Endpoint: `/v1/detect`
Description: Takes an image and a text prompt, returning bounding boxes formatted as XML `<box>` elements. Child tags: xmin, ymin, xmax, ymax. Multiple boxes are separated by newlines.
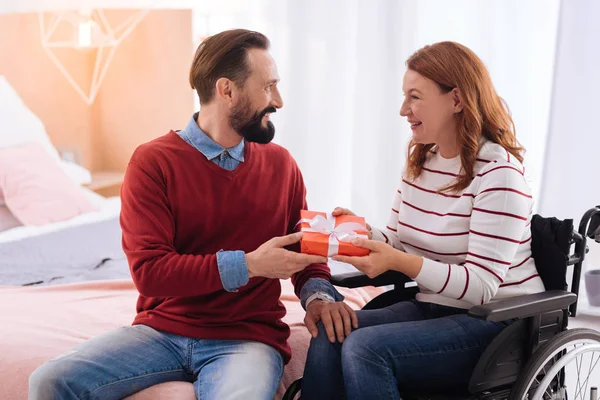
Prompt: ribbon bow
<box><xmin>297</xmin><ymin>214</ymin><xmax>368</xmax><ymax>257</ymax></box>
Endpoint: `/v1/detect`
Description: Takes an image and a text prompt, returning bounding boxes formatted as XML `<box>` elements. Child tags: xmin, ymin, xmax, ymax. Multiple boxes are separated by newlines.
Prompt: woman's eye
<box><xmin>411</xmin><ymin>95</ymin><xmax>419</xmax><ymax>100</ymax></box>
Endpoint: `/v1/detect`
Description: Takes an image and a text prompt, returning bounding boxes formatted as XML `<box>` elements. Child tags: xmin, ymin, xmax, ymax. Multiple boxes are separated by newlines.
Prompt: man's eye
<box><xmin>411</xmin><ymin>95</ymin><xmax>419</xmax><ymax>100</ymax></box>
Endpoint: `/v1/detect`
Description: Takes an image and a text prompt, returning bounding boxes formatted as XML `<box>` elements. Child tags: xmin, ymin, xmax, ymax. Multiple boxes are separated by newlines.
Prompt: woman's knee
<box><xmin>303</xmin><ymin>322</ymin><xmax>345</xmax><ymax>377</ymax></box>
<box><xmin>341</xmin><ymin>328</ymin><xmax>380</xmax><ymax>365</ymax></box>
<box><xmin>313</xmin><ymin>322</ymin><xmax>332</xmax><ymax>344</ymax></box>
<box><xmin>307</xmin><ymin>322</ymin><xmax>342</xmax><ymax>356</ymax></box>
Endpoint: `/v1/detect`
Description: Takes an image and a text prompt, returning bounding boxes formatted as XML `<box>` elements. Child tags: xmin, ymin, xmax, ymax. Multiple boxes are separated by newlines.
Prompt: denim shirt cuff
<box><xmin>299</xmin><ymin>277</ymin><xmax>345</xmax><ymax>310</ymax></box>
<box><xmin>216</xmin><ymin>250</ymin><xmax>249</xmax><ymax>292</ymax></box>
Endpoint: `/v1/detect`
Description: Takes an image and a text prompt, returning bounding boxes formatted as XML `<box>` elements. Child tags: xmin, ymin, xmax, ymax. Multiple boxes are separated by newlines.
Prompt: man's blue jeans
<box><xmin>301</xmin><ymin>300</ymin><xmax>511</xmax><ymax>400</ymax></box>
<box><xmin>29</xmin><ymin>324</ymin><xmax>283</xmax><ymax>400</ymax></box>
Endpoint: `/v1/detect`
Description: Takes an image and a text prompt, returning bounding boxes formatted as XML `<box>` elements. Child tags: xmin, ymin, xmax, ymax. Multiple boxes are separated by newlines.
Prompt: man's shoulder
<box><xmin>252</xmin><ymin>142</ymin><xmax>297</xmax><ymax>166</ymax></box>
<box><xmin>130</xmin><ymin>131</ymin><xmax>189</xmax><ymax>166</ymax></box>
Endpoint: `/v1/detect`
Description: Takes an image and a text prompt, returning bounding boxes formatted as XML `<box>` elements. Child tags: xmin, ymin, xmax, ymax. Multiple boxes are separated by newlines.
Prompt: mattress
<box><xmin>0</xmin><ymin>196</ymin><xmax>130</xmax><ymax>286</ymax></box>
<box><xmin>0</xmin><ymin>278</ymin><xmax>384</xmax><ymax>400</ymax></box>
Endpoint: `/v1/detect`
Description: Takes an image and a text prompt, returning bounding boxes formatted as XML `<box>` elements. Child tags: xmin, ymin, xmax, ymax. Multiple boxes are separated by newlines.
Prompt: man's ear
<box><xmin>452</xmin><ymin>88</ymin><xmax>464</xmax><ymax>113</ymax></box>
<box><xmin>215</xmin><ymin>78</ymin><xmax>234</xmax><ymax>104</ymax></box>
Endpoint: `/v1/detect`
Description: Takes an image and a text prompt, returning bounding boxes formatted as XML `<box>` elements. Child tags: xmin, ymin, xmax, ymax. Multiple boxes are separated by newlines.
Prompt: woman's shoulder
<box><xmin>474</xmin><ymin>140</ymin><xmax>525</xmax><ymax>175</ymax></box>
<box><xmin>472</xmin><ymin>141</ymin><xmax>531</xmax><ymax>199</ymax></box>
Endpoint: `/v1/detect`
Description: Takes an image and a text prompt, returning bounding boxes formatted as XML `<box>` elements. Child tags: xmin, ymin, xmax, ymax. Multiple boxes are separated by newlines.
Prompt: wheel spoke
<box><xmin>583</xmin><ymin>353</ymin><xmax>591</xmax><ymax>400</ymax></box>
<box><xmin>579</xmin><ymin>352</ymin><xmax>600</xmax><ymax>400</ymax></box>
<box><xmin>575</xmin><ymin>351</ymin><xmax>584</xmax><ymax>398</ymax></box>
<box><xmin>519</xmin><ymin>333</ymin><xmax>600</xmax><ymax>400</ymax></box>
<box><xmin>557</xmin><ymin>367</ymin><xmax>563</xmax><ymax>399</ymax></box>
<box><xmin>573</xmin><ymin>351</ymin><xmax>600</xmax><ymax>400</ymax></box>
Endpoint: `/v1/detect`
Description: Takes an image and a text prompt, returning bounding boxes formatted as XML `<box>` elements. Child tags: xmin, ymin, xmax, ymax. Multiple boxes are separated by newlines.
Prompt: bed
<box><xmin>0</xmin><ymin>192</ymin><xmax>130</xmax><ymax>286</ymax></box>
<box><xmin>0</xmin><ymin>188</ymin><xmax>382</xmax><ymax>399</ymax></box>
<box><xmin>0</xmin><ymin>75</ymin><xmax>130</xmax><ymax>286</ymax></box>
<box><xmin>0</xmin><ymin>75</ymin><xmax>385</xmax><ymax>399</ymax></box>
<box><xmin>0</xmin><ymin>278</ymin><xmax>383</xmax><ymax>400</ymax></box>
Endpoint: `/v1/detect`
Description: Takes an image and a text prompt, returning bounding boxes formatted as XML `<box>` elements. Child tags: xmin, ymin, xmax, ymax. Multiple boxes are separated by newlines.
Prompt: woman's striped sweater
<box><xmin>371</xmin><ymin>140</ymin><xmax>545</xmax><ymax>309</ymax></box>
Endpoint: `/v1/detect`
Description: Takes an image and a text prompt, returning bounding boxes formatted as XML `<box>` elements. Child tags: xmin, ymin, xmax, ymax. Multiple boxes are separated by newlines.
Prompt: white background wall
<box><xmin>538</xmin><ymin>0</ymin><xmax>600</xmax><ymax>270</ymax></box>
<box><xmin>192</xmin><ymin>0</ymin><xmax>561</xmax><ymax>229</ymax></box>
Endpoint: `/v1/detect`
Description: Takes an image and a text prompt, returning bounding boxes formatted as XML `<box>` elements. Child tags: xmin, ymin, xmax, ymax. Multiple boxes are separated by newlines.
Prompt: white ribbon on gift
<box><xmin>297</xmin><ymin>214</ymin><xmax>368</xmax><ymax>257</ymax></box>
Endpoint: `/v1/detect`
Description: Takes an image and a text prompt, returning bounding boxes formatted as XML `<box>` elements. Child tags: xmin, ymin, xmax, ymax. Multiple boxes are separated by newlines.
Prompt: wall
<box><xmin>93</xmin><ymin>9</ymin><xmax>194</xmax><ymax>171</ymax></box>
<box><xmin>538</xmin><ymin>0</ymin><xmax>600</xmax><ymax>270</ymax></box>
<box><xmin>0</xmin><ymin>9</ymin><xmax>194</xmax><ymax>171</ymax></box>
<box><xmin>0</xmin><ymin>13</ymin><xmax>94</xmax><ymax>167</ymax></box>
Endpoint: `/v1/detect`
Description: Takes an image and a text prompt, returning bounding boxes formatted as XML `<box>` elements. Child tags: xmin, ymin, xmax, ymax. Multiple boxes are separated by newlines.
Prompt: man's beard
<box><xmin>230</xmin><ymin>98</ymin><xmax>276</xmax><ymax>144</ymax></box>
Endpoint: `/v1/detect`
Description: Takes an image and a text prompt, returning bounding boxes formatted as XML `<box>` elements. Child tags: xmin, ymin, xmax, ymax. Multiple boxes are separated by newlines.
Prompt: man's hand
<box><xmin>332</xmin><ymin>207</ymin><xmax>372</xmax><ymax>239</ymax></box>
<box><xmin>305</xmin><ymin>300</ymin><xmax>358</xmax><ymax>343</ymax></box>
<box><xmin>246</xmin><ymin>232</ymin><xmax>327</xmax><ymax>279</ymax></box>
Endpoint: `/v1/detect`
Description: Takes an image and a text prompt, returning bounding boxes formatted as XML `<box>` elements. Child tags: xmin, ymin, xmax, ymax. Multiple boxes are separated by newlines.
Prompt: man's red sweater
<box><xmin>120</xmin><ymin>131</ymin><xmax>330</xmax><ymax>362</ymax></box>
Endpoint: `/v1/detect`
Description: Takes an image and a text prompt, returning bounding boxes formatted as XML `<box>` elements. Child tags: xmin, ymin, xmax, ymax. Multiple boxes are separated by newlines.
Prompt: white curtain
<box><xmin>193</xmin><ymin>0</ymin><xmax>560</xmax><ymax>229</ymax></box>
<box><xmin>538</xmin><ymin>0</ymin><xmax>600</xmax><ymax>269</ymax></box>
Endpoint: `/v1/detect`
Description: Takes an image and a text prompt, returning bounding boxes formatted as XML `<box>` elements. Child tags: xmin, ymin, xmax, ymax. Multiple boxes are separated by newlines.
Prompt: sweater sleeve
<box><xmin>121</xmin><ymin>160</ymin><xmax>228</xmax><ymax>298</ymax></box>
<box><xmin>414</xmin><ymin>162</ymin><xmax>532</xmax><ymax>306</ymax></box>
<box><xmin>371</xmin><ymin>186</ymin><xmax>405</xmax><ymax>251</ymax></box>
<box><xmin>288</xmin><ymin>161</ymin><xmax>335</xmax><ymax>299</ymax></box>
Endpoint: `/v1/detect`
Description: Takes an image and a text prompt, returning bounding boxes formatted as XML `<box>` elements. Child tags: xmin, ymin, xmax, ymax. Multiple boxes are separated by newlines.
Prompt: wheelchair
<box><xmin>283</xmin><ymin>205</ymin><xmax>600</xmax><ymax>400</ymax></box>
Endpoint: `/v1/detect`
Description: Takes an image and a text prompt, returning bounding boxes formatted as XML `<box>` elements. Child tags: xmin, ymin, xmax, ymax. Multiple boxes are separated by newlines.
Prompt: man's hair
<box><xmin>189</xmin><ymin>29</ymin><xmax>270</xmax><ymax>105</ymax></box>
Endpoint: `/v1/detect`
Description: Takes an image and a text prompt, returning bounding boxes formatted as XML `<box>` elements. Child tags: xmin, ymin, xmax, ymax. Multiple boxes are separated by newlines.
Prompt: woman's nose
<box><xmin>399</xmin><ymin>102</ymin><xmax>409</xmax><ymax>117</ymax></box>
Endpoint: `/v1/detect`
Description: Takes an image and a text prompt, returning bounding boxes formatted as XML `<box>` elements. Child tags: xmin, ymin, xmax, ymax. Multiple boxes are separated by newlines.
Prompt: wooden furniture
<box><xmin>85</xmin><ymin>171</ymin><xmax>125</xmax><ymax>197</ymax></box>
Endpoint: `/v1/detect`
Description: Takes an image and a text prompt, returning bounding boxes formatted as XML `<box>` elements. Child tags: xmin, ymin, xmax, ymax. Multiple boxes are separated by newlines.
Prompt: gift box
<box><xmin>297</xmin><ymin>210</ymin><xmax>370</xmax><ymax>257</ymax></box>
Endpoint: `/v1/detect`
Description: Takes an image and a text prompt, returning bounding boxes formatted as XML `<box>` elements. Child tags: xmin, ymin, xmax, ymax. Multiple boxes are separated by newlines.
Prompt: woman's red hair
<box><xmin>405</xmin><ymin>41</ymin><xmax>524</xmax><ymax>192</ymax></box>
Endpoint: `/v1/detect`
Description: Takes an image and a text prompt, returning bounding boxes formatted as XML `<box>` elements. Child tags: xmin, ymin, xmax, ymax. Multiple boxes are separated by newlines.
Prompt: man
<box><xmin>29</xmin><ymin>29</ymin><xmax>356</xmax><ymax>400</ymax></box>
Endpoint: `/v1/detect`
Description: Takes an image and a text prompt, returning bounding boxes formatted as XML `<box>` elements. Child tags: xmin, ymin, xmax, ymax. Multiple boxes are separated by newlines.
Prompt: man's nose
<box><xmin>272</xmin><ymin>87</ymin><xmax>283</xmax><ymax>109</ymax></box>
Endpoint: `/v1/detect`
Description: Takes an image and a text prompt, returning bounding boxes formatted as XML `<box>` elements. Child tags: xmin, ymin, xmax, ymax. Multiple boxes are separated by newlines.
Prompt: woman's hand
<box><xmin>333</xmin><ymin>238</ymin><xmax>423</xmax><ymax>279</ymax></box>
<box><xmin>332</xmin><ymin>207</ymin><xmax>372</xmax><ymax>239</ymax></box>
<box><xmin>332</xmin><ymin>238</ymin><xmax>398</xmax><ymax>278</ymax></box>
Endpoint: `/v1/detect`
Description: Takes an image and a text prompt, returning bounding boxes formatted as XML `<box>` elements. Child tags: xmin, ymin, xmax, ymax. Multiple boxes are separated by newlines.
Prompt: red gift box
<box><xmin>297</xmin><ymin>210</ymin><xmax>370</xmax><ymax>257</ymax></box>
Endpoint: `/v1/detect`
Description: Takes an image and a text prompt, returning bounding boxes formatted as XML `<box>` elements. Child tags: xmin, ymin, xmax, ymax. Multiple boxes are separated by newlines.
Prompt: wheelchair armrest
<box><xmin>467</xmin><ymin>290</ymin><xmax>577</xmax><ymax>322</ymax></box>
<box><xmin>331</xmin><ymin>270</ymin><xmax>412</xmax><ymax>288</ymax></box>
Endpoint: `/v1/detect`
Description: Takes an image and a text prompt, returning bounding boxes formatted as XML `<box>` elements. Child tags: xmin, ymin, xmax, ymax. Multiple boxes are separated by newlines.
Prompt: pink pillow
<box><xmin>0</xmin><ymin>206</ymin><xmax>21</xmax><ymax>231</ymax></box>
<box><xmin>0</xmin><ymin>143</ymin><xmax>98</xmax><ymax>226</ymax></box>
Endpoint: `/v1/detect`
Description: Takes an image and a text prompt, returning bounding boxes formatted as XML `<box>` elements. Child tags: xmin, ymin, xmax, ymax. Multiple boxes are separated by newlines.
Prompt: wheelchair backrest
<box><xmin>530</xmin><ymin>206</ymin><xmax>600</xmax><ymax>317</ymax></box>
<box><xmin>530</xmin><ymin>215</ymin><xmax>574</xmax><ymax>291</ymax></box>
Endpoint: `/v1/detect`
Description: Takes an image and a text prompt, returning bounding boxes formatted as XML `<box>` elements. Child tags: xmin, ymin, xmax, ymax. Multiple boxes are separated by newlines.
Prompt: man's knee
<box><xmin>29</xmin><ymin>357</ymin><xmax>78</xmax><ymax>400</ymax></box>
<box><xmin>210</xmin><ymin>342</ymin><xmax>283</xmax><ymax>399</ymax></box>
<box><xmin>239</xmin><ymin>342</ymin><xmax>283</xmax><ymax>383</ymax></box>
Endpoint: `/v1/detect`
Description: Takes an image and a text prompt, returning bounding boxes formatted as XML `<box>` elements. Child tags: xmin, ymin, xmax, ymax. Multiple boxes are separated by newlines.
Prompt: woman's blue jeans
<box><xmin>301</xmin><ymin>299</ymin><xmax>511</xmax><ymax>400</ymax></box>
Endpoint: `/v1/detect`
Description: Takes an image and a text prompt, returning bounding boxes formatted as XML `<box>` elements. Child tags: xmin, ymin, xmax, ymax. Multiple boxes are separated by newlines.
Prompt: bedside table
<box><xmin>85</xmin><ymin>171</ymin><xmax>125</xmax><ymax>197</ymax></box>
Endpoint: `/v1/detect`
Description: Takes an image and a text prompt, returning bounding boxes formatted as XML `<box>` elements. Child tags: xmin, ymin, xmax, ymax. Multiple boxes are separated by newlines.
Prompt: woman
<box><xmin>300</xmin><ymin>41</ymin><xmax>545</xmax><ymax>399</ymax></box>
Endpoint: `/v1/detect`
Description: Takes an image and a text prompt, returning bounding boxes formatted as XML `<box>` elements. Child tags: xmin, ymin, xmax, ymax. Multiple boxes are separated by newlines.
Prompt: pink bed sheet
<box><xmin>0</xmin><ymin>279</ymin><xmax>383</xmax><ymax>399</ymax></box>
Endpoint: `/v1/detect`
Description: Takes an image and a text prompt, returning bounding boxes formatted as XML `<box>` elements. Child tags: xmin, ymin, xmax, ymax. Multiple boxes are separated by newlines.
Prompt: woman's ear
<box><xmin>452</xmin><ymin>88</ymin><xmax>464</xmax><ymax>113</ymax></box>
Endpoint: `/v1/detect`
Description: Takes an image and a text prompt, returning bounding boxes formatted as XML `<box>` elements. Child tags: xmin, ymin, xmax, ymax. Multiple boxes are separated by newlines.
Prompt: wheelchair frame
<box><xmin>283</xmin><ymin>205</ymin><xmax>600</xmax><ymax>400</ymax></box>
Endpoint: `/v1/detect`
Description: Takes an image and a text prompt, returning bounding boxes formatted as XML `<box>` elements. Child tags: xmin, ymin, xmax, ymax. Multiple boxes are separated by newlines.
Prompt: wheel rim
<box><xmin>526</xmin><ymin>341</ymin><xmax>600</xmax><ymax>400</ymax></box>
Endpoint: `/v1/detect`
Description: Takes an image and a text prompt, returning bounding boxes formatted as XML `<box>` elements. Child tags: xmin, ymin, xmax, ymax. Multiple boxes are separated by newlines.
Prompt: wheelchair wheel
<box><xmin>282</xmin><ymin>378</ymin><xmax>302</xmax><ymax>400</ymax></box>
<box><xmin>508</xmin><ymin>328</ymin><xmax>600</xmax><ymax>400</ymax></box>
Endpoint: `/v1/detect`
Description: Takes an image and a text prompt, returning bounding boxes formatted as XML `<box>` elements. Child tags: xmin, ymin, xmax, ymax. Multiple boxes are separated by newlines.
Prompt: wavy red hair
<box><xmin>405</xmin><ymin>42</ymin><xmax>524</xmax><ymax>193</ymax></box>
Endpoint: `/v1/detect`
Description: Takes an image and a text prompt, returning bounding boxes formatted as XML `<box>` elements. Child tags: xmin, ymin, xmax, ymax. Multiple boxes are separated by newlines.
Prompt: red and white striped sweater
<box><xmin>371</xmin><ymin>140</ymin><xmax>545</xmax><ymax>309</ymax></box>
